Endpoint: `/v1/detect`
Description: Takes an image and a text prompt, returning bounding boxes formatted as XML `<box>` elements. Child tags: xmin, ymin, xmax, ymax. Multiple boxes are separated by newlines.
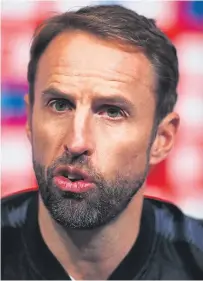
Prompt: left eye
<box><xmin>99</xmin><ymin>106</ymin><xmax>125</xmax><ymax>118</ymax></box>
<box><xmin>48</xmin><ymin>99</ymin><xmax>71</xmax><ymax>112</ymax></box>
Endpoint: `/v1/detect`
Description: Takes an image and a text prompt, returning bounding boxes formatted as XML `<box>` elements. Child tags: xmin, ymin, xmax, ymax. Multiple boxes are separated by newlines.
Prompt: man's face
<box><xmin>28</xmin><ymin>31</ymin><xmax>157</xmax><ymax>229</ymax></box>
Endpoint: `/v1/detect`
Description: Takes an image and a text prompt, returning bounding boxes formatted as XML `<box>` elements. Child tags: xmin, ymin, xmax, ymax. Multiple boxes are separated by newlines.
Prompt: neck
<box><xmin>38</xmin><ymin>188</ymin><xmax>144</xmax><ymax>280</ymax></box>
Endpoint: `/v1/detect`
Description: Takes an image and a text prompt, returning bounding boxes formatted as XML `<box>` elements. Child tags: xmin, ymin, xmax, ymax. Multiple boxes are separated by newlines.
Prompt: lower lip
<box><xmin>53</xmin><ymin>176</ymin><xmax>94</xmax><ymax>193</ymax></box>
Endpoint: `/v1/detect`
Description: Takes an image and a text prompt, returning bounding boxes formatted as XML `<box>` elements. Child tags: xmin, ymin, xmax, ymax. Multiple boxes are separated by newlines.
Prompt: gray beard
<box><xmin>33</xmin><ymin>153</ymin><xmax>149</xmax><ymax>230</ymax></box>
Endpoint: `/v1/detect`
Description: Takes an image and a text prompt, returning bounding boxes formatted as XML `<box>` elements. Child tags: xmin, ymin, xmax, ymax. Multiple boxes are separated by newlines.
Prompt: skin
<box><xmin>25</xmin><ymin>31</ymin><xmax>179</xmax><ymax>279</ymax></box>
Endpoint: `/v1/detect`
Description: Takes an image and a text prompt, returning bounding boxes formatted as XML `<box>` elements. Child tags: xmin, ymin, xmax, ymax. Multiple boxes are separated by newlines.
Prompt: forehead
<box><xmin>36</xmin><ymin>31</ymin><xmax>154</xmax><ymax>95</ymax></box>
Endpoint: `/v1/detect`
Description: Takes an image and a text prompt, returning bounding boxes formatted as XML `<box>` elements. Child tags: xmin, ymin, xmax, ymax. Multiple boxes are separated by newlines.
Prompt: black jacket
<box><xmin>1</xmin><ymin>190</ymin><xmax>203</xmax><ymax>280</ymax></box>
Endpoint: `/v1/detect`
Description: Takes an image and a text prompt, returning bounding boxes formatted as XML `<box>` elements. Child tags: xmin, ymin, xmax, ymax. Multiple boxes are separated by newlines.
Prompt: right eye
<box><xmin>48</xmin><ymin>99</ymin><xmax>72</xmax><ymax>112</ymax></box>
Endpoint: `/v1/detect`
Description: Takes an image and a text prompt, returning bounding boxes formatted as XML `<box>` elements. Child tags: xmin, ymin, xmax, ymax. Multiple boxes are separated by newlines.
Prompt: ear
<box><xmin>24</xmin><ymin>94</ymin><xmax>32</xmax><ymax>143</ymax></box>
<box><xmin>149</xmin><ymin>112</ymin><xmax>180</xmax><ymax>166</ymax></box>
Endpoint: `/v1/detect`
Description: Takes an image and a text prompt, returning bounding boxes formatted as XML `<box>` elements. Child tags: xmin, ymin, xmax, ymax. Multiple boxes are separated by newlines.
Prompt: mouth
<box><xmin>53</xmin><ymin>166</ymin><xmax>95</xmax><ymax>193</ymax></box>
<box><xmin>60</xmin><ymin>171</ymin><xmax>83</xmax><ymax>182</ymax></box>
<box><xmin>53</xmin><ymin>166</ymin><xmax>93</xmax><ymax>183</ymax></box>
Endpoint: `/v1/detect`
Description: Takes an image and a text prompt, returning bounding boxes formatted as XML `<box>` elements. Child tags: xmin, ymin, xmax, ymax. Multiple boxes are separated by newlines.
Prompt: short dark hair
<box><xmin>27</xmin><ymin>4</ymin><xmax>179</xmax><ymax>124</ymax></box>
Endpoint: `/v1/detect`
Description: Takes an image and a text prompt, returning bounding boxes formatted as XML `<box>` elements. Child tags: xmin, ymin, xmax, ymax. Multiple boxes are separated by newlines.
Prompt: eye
<box><xmin>99</xmin><ymin>106</ymin><xmax>126</xmax><ymax>119</ymax></box>
<box><xmin>48</xmin><ymin>99</ymin><xmax>72</xmax><ymax>112</ymax></box>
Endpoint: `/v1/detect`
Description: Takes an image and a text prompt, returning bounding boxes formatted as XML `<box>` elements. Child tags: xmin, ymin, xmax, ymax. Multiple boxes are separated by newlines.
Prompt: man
<box><xmin>1</xmin><ymin>4</ymin><xmax>203</xmax><ymax>280</ymax></box>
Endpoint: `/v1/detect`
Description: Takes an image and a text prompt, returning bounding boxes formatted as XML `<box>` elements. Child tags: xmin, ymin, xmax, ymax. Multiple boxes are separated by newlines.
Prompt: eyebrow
<box><xmin>93</xmin><ymin>96</ymin><xmax>135</xmax><ymax>112</ymax></box>
<box><xmin>42</xmin><ymin>86</ymin><xmax>135</xmax><ymax>111</ymax></box>
<box><xmin>42</xmin><ymin>87</ymin><xmax>75</xmax><ymax>103</ymax></box>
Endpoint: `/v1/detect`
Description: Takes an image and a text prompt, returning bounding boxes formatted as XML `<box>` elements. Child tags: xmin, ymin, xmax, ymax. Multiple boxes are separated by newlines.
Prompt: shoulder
<box><xmin>145</xmin><ymin>197</ymin><xmax>203</xmax><ymax>277</ymax></box>
<box><xmin>1</xmin><ymin>190</ymin><xmax>38</xmax><ymax>228</ymax></box>
<box><xmin>1</xmin><ymin>190</ymin><xmax>38</xmax><ymax>249</ymax></box>
<box><xmin>1</xmin><ymin>190</ymin><xmax>38</xmax><ymax>255</ymax></box>
<box><xmin>1</xmin><ymin>190</ymin><xmax>39</xmax><ymax>279</ymax></box>
<box><xmin>146</xmin><ymin>197</ymin><xmax>203</xmax><ymax>245</ymax></box>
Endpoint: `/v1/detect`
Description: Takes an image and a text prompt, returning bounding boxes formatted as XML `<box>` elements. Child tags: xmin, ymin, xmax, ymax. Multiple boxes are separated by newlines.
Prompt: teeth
<box><xmin>61</xmin><ymin>170</ymin><xmax>83</xmax><ymax>180</ymax></box>
<box><xmin>68</xmin><ymin>174</ymin><xmax>77</xmax><ymax>180</ymax></box>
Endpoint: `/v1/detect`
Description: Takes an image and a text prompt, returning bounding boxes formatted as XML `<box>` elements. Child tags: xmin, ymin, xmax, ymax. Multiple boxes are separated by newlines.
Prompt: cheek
<box><xmin>94</xmin><ymin>124</ymin><xmax>151</xmax><ymax>177</ymax></box>
<box><xmin>31</xmin><ymin>117</ymin><xmax>66</xmax><ymax>165</ymax></box>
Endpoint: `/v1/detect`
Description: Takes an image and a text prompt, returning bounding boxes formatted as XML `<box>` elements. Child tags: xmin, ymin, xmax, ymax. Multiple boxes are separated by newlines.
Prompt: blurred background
<box><xmin>1</xmin><ymin>0</ymin><xmax>203</xmax><ymax>218</ymax></box>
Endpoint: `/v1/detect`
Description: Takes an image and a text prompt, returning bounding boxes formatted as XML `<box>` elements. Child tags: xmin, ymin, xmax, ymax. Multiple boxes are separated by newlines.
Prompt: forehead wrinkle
<box><xmin>44</xmin><ymin>68</ymin><xmax>153</xmax><ymax>93</ymax></box>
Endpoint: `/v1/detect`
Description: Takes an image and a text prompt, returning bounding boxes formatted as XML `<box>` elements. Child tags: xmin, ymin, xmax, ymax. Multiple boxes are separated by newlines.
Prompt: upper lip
<box><xmin>54</xmin><ymin>166</ymin><xmax>93</xmax><ymax>182</ymax></box>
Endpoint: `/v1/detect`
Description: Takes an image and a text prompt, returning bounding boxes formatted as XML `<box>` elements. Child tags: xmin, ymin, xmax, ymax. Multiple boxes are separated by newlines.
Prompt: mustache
<box><xmin>47</xmin><ymin>152</ymin><xmax>99</xmax><ymax>180</ymax></box>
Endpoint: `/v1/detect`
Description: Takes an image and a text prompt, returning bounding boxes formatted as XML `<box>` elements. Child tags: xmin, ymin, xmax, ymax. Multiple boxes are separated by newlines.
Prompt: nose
<box><xmin>65</xmin><ymin>108</ymin><xmax>94</xmax><ymax>158</ymax></box>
